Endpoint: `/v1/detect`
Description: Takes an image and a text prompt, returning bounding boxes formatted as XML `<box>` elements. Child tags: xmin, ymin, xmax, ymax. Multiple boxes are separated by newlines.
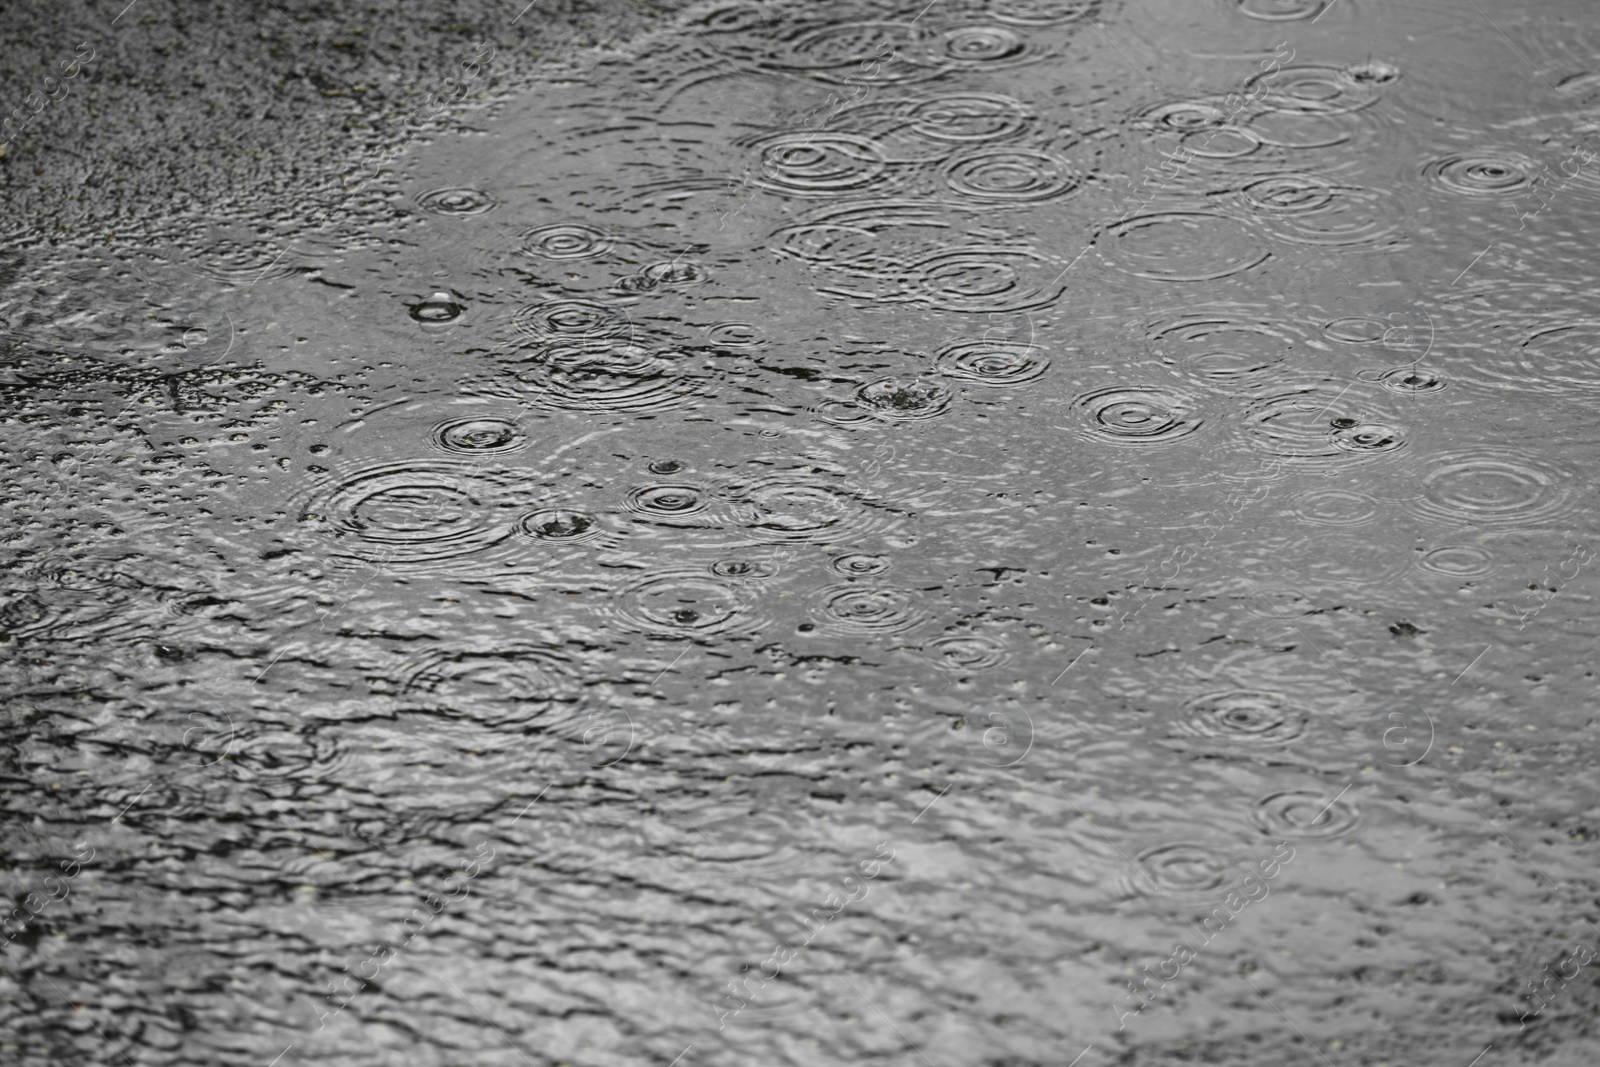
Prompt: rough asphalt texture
<box><xmin>0</xmin><ymin>0</ymin><xmax>672</xmax><ymax>295</ymax></box>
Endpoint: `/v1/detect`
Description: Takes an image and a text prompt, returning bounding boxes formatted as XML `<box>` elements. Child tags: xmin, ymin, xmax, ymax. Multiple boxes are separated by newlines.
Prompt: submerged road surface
<box><xmin>4</xmin><ymin>0</ymin><xmax>1600</xmax><ymax>1065</ymax></box>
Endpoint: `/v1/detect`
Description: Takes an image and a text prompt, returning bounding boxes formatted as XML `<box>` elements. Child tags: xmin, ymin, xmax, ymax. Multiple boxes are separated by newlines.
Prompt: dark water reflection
<box><xmin>6</xmin><ymin>0</ymin><xmax>1600</xmax><ymax>1064</ymax></box>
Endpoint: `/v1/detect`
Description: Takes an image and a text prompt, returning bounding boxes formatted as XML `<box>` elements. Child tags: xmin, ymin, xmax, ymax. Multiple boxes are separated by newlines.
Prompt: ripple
<box><xmin>979</xmin><ymin>0</ymin><xmax>1098</xmax><ymax>24</ymax></box>
<box><xmin>906</xmin><ymin>92</ymin><xmax>1036</xmax><ymax>142</ymax></box>
<box><xmin>190</xmin><ymin>236</ymin><xmax>300</xmax><ymax>282</ymax></box>
<box><xmin>748</xmin><ymin>132</ymin><xmax>892</xmax><ymax>196</ymax></box>
<box><xmin>1418</xmin><ymin>544</ymin><xmax>1495</xmax><ymax>578</ymax></box>
<box><xmin>1557</xmin><ymin>70</ymin><xmax>1600</xmax><ymax>105</ymax></box>
<box><xmin>1242</xmin><ymin>174</ymin><xmax>1336</xmax><ymax>213</ymax></box>
<box><xmin>1236</xmin><ymin>0</ymin><xmax>1327</xmax><ymax>19</ymax></box>
<box><xmin>520</xmin><ymin>223</ymin><xmax>614</xmax><ymax>260</ymax></box>
<box><xmin>305</xmin><ymin>461</ymin><xmax>515</xmax><ymax>566</ymax></box>
<box><xmin>1373</xmin><ymin>365</ymin><xmax>1447</xmax><ymax>395</ymax></box>
<box><xmin>1182</xmin><ymin>125</ymin><xmax>1265</xmax><ymax>159</ymax></box>
<box><xmin>1418</xmin><ymin>450</ymin><xmax>1573</xmax><ymax>527</ymax></box>
<box><xmin>1128</xmin><ymin>110</ymin><xmax>1276</xmax><ymax>172</ymax></box>
<box><xmin>1330</xmin><ymin>420</ymin><xmax>1405</xmax><ymax>455</ymax></box>
<box><xmin>767</xmin><ymin>20</ymin><xmax>933</xmax><ymax>85</ymax></box>
<box><xmin>1149</xmin><ymin>312</ymin><xmax>1297</xmax><ymax>385</ymax></box>
<box><xmin>830</xmin><ymin>553</ymin><xmax>890</xmax><ymax>577</ymax></box>
<box><xmin>1252</xmin><ymin>789</ymin><xmax>1359</xmax><ymax>838</ymax></box>
<box><xmin>1239</xmin><ymin>390</ymin><xmax>1342</xmax><ymax>459</ymax></box>
<box><xmin>624</xmin><ymin>483</ymin><xmax>711</xmax><ymax>522</ymax></box>
<box><xmin>614</xmin><ymin>569</ymin><xmax>762</xmax><ymax>639</ymax></box>
<box><xmin>857</xmin><ymin>376</ymin><xmax>953</xmax><ymax>420</ymax></box>
<box><xmin>1515</xmin><ymin>321</ymin><xmax>1600</xmax><ymax>393</ymax></box>
<box><xmin>1177</xmin><ymin>690</ymin><xmax>1311</xmax><ymax>746</ymax></box>
<box><xmin>1134</xmin><ymin>842</ymin><xmax>1230</xmax><ymax>896</ymax></box>
<box><xmin>1132</xmin><ymin>98</ymin><xmax>1231</xmax><ymax>133</ymax></box>
<box><xmin>774</xmin><ymin>202</ymin><xmax>1061</xmax><ymax>310</ymax></box>
<box><xmin>27</xmin><ymin>554</ymin><xmax>143</xmax><ymax>594</ymax></box>
<box><xmin>813</xmin><ymin>584</ymin><xmax>928</xmax><ymax>634</ymax></box>
<box><xmin>1246</xmin><ymin>64</ymin><xmax>1383</xmax><ymax>115</ymax></box>
<box><xmin>511</xmin><ymin>300</ymin><xmax>633</xmax><ymax>345</ymax></box>
<box><xmin>943</xmin><ymin>148</ymin><xmax>1078</xmax><ymax>202</ymax></box>
<box><xmin>512</xmin><ymin>342</ymin><xmax>693</xmax><ymax>413</ymax></box>
<box><xmin>416</xmin><ymin>187</ymin><xmax>497</xmax><ymax>216</ymax></box>
<box><xmin>158</xmin><ymin>298</ymin><xmax>238</xmax><ymax>366</ymax></box>
<box><xmin>935</xmin><ymin>339</ymin><xmax>1049</xmax><ymax>387</ymax></box>
<box><xmin>897</xmin><ymin>245</ymin><xmax>1061</xmax><ymax>312</ymax></box>
<box><xmin>730</xmin><ymin>476</ymin><xmax>888</xmax><ymax>544</ymax></box>
<box><xmin>1097</xmin><ymin>212</ymin><xmax>1271</xmax><ymax>282</ymax></box>
<box><xmin>1324</xmin><ymin>317</ymin><xmax>1386</xmax><ymax>344</ymax></box>
<box><xmin>711</xmin><ymin>559</ymin><xmax>778</xmax><ymax>580</ymax></box>
<box><xmin>545</xmin><ymin>705</ymin><xmax>635</xmax><ymax>768</ymax></box>
<box><xmin>1423</xmin><ymin>153</ymin><xmax>1536</xmax><ymax>196</ymax></box>
<box><xmin>923</xmin><ymin>633</ymin><xmax>1010</xmax><ymax>671</ymax></box>
<box><xmin>3</xmin><ymin>561</ymin><xmax>156</xmax><ymax>644</ymax></box>
<box><xmin>932</xmin><ymin>25</ymin><xmax>1036</xmax><ymax>67</ymax></box>
<box><xmin>1073</xmin><ymin>386</ymin><xmax>1202</xmax><ymax>448</ymax></box>
<box><xmin>775</xmin><ymin>221</ymin><xmax>885</xmax><ymax>272</ymax></box>
<box><xmin>1238</xmin><ymin>386</ymin><xmax>1395</xmax><ymax>462</ymax></box>
<box><xmin>392</xmin><ymin>647</ymin><xmax>584</xmax><ymax>727</ymax></box>
<box><xmin>1455</xmin><ymin>320</ymin><xmax>1600</xmax><ymax>396</ymax></box>
<box><xmin>1169</xmin><ymin>347</ymin><xmax>1286</xmax><ymax>382</ymax></box>
<box><xmin>617</xmin><ymin>261</ymin><xmax>711</xmax><ymax>292</ymax></box>
<box><xmin>807</xmin><ymin>397</ymin><xmax>880</xmax><ymax>426</ymax></box>
<box><xmin>408</xmin><ymin>291</ymin><xmax>465</xmax><ymax>325</ymax></box>
<box><xmin>429</xmin><ymin>417</ymin><xmax>526</xmax><ymax>456</ymax></box>
<box><xmin>1240</xmin><ymin>176</ymin><xmax>1396</xmax><ymax>247</ymax></box>
<box><xmin>515</xmin><ymin>507</ymin><xmax>606</xmax><ymax>545</ymax></box>
<box><xmin>705</xmin><ymin>321</ymin><xmax>763</xmax><ymax>347</ymax></box>
<box><xmin>1245</xmin><ymin>105</ymin><xmax>1374</xmax><ymax>152</ymax></box>
<box><xmin>1290</xmin><ymin>487</ymin><xmax>1379</xmax><ymax>526</ymax></box>
<box><xmin>963</xmin><ymin>700</ymin><xmax>1035</xmax><ymax>766</ymax></box>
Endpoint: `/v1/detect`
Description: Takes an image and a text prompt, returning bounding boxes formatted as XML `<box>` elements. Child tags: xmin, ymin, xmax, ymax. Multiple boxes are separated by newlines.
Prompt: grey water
<box><xmin>4</xmin><ymin>0</ymin><xmax>1600</xmax><ymax>1064</ymax></box>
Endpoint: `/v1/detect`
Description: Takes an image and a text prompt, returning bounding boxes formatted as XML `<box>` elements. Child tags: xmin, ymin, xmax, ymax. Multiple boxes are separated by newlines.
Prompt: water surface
<box><xmin>5</xmin><ymin>1</ymin><xmax>1600</xmax><ymax>1065</ymax></box>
